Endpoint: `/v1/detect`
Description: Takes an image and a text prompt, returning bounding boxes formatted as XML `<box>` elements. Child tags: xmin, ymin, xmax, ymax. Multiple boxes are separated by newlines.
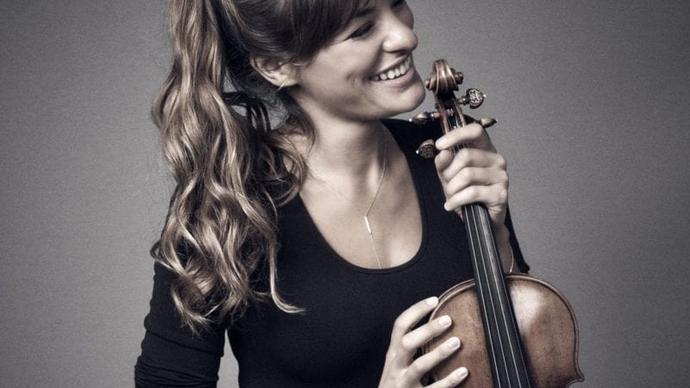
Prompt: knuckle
<box><xmin>466</xmin><ymin>185</ymin><xmax>479</xmax><ymax>201</ymax></box>
<box><xmin>461</xmin><ymin>167</ymin><xmax>474</xmax><ymax>182</ymax></box>
<box><xmin>495</xmin><ymin>154</ymin><xmax>507</xmax><ymax>169</ymax></box>
<box><xmin>421</xmin><ymin>323</ymin><xmax>439</xmax><ymax>340</ymax></box>
<box><xmin>393</xmin><ymin>318</ymin><xmax>408</xmax><ymax>333</ymax></box>
<box><xmin>385</xmin><ymin>349</ymin><xmax>397</xmax><ymax>362</ymax></box>
<box><xmin>470</xmin><ymin>123</ymin><xmax>483</xmax><ymax>138</ymax></box>
<box><xmin>442</xmin><ymin>167</ymin><xmax>455</xmax><ymax>182</ymax></box>
<box><xmin>445</xmin><ymin>178</ymin><xmax>459</xmax><ymax>196</ymax></box>
<box><xmin>406</xmin><ymin>361</ymin><xmax>423</xmax><ymax>378</ymax></box>
<box><xmin>497</xmin><ymin>188</ymin><xmax>508</xmax><ymax>203</ymax></box>
<box><xmin>400</xmin><ymin>335</ymin><xmax>415</xmax><ymax>352</ymax></box>
<box><xmin>441</xmin><ymin>183</ymin><xmax>450</xmax><ymax>198</ymax></box>
<box><xmin>434</xmin><ymin>153</ymin><xmax>444</xmax><ymax>168</ymax></box>
<box><xmin>458</xmin><ymin>148</ymin><xmax>471</xmax><ymax>162</ymax></box>
<box><xmin>435</xmin><ymin>149</ymin><xmax>452</xmax><ymax>167</ymax></box>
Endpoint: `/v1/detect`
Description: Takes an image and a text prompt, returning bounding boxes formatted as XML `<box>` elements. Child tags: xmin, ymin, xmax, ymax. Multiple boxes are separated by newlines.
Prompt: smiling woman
<box><xmin>134</xmin><ymin>1</ymin><xmax>528</xmax><ymax>387</ymax></box>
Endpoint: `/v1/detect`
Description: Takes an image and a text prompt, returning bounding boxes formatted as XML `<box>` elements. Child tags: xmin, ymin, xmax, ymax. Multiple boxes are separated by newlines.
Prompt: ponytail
<box><xmin>151</xmin><ymin>0</ymin><xmax>302</xmax><ymax>334</ymax></box>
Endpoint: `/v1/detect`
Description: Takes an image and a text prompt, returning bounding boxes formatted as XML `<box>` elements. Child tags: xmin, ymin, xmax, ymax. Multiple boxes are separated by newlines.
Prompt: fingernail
<box><xmin>425</xmin><ymin>296</ymin><xmax>439</xmax><ymax>306</ymax></box>
<box><xmin>443</xmin><ymin>202</ymin><xmax>451</xmax><ymax>211</ymax></box>
<box><xmin>453</xmin><ymin>367</ymin><xmax>469</xmax><ymax>380</ymax></box>
<box><xmin>438</xmin><ymin>315</ymin><xmax>452</xmax><ymax>327</ymax></box>
<box><xmin>435</xmin><ymin>137</ymin><xmax>447</xmax><ymax>149</ymax></box>
<box><xmin>445</xmin><ymin>337</ymin><xmax>460</xmax><ymax>350</ymax></box>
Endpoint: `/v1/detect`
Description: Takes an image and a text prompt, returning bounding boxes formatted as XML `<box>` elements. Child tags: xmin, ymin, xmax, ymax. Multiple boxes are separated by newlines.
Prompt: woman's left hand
<box><xmin>434</xmin><ymin>119</ymin><xmax>509</xmax><ymax>229</ymax></box>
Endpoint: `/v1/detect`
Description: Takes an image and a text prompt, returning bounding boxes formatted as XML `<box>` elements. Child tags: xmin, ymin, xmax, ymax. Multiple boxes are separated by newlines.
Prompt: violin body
<box><xmin>427</xmin><ymin>275</ymin><xmax>583</xmax><ymax>387</ymax></box>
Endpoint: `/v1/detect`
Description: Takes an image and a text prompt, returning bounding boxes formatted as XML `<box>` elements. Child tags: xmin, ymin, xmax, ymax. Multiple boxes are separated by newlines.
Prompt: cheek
<box><xmin>318</xmin><ymin>54</ymin><xmax>372</xmax><ymax>86</ymax></box>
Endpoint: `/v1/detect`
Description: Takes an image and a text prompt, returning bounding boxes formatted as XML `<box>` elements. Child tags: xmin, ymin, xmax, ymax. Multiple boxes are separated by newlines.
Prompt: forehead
<box><xmin>353</xmin><ymin>0</ymin><xmax>399</xmax><ymax>21</ymax></box>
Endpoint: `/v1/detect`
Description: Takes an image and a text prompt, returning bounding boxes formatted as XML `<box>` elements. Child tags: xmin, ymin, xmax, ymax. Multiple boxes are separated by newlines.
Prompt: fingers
<box><xmin>436</xmin><ymin>148</ymin><xmax>507</xmax><ymax>183</ymax></box>
<box><xmin>442</xmin><ymin>166</ymin><xmax>508</xmax><ymax>196</ymax></box>
<box><xmin>389</xmin><ymin>297</ymin><xmax>439</xmax><ymax>359</ymax></box>
<box><xmin>400</xmin><ymin>315</ymin><xmax>453</xmax><ymax>353</ymax></box>
<box><xmin>402</xmin><ymin>336</ymin><xmax>462</xmax><ymax>384</ymax></box>
<box><xmin>435</xmin><ymin>122</ymin><xmax>496</xmax><ymax>152</ymax></box>
<box><xmin>426</xmin><ymin>367</ymin><xmax>470</xmax><ymax>388</ymax></box>
<box><xmin>433</xmin><ymin>145</ymin><xmax>509</xmax><ymax>225</ymax></box>
<box><xmin>443</xmin><ymin>184</ymin><xmax>509</xmax><ymax>213</ymax></box>
<box><xmin>383</xmin><ymin>299</ymin><xmax>470</xmax><ymax>388</ymax></box>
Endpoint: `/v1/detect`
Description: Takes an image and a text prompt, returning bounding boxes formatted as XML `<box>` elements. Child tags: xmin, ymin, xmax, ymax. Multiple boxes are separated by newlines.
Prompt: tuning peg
<box><xmin>478</xmin><ymin>117</ymin><xmax>497</xmax><ymax>129</ymax></box>
<box><xmin>416</xmin><ymin>139</ymin><xmax>437</xmax><ymax>159</ymax></box>
<box><xmin>409</xmin><ymin>111</ymin><xmax>441</xmax><ymax>125</ymax></box>
<box><xmin>459</xmin><ymin>88</ymin><xmax>485</xmax><ymax>109</ymax></box>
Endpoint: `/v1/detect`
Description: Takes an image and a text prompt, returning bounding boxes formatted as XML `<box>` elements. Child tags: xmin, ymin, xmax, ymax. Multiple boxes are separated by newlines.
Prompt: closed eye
<box><xmin>348</xmin><ymin>22</ymin><xmax>375</xmax><ymax>40</ymax></box>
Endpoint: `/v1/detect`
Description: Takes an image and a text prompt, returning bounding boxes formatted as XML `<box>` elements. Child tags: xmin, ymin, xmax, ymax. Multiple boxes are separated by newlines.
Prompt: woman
<box><xmin>135</xmin><ymin>0</ymin><xmax>529</xmax><ymax>387</ymax></box>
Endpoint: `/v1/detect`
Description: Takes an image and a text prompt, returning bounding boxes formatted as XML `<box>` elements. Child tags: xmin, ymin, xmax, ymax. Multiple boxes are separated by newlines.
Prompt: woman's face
<box><xmin>291</xmin><ymin>0</ymin><xmax>425</xmax><ymax>123</ymax></box>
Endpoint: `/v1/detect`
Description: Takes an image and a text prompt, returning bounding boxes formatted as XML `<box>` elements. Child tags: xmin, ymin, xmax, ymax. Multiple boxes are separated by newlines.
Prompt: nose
<box><xmin>381</xmin><ymin>12</ymin><xmax>417</xmax><ymax>53</ymax></box>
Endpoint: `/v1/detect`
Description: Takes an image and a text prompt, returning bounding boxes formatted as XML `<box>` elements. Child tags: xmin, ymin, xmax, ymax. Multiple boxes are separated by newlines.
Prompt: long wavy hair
<box><xmin>151</xmin><ymin>0</ymin><xmax>364</xmax><ymax>333</ymax></box>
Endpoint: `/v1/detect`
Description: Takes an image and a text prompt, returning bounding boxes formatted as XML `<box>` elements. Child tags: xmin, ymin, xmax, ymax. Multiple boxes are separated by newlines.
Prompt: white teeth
<box><xmin>371</xmin><ymin>56</ymin><xmax>412</xmax><ymax>81</ymax></box>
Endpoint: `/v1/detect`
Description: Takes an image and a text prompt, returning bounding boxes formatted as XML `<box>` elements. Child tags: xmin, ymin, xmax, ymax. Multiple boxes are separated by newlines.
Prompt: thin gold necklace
<box><xmin>307</xmin><ymin>135</ymin><xmax>388</xmax><ymax>269</ymax></box>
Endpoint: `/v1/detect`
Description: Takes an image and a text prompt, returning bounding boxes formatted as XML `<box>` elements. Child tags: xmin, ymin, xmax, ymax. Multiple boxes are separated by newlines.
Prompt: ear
<box><xmin>250</xmin><ymin>55</ymin><xmax>299</xmax><ymax>89</ymax></box>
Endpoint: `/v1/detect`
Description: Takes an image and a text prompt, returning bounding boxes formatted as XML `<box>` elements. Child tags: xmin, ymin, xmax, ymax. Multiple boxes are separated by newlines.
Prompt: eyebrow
<box><xmin>353</xmin><ymin>3</ymin><xmax>376</xmax><ymax>19</ymax></box>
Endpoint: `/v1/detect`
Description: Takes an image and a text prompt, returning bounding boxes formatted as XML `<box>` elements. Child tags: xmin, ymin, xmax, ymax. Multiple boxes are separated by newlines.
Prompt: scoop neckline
<box><xmin>295</xmin><ymin>121</ymin><xmax>429</xmax><ymax>275</ymax></box>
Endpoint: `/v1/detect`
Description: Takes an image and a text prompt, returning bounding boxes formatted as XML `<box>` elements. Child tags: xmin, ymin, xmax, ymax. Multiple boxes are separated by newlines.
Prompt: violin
<box><xmin>413</xmin><ymin>60</ymin><xmax>584</xmax><ymax>387</ymax></box>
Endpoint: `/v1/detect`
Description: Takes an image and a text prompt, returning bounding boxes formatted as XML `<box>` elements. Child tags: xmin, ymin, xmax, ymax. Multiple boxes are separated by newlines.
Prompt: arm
<box><xmin>134</xmin><ymin>262</ymin><xmax>226</xmax><ymax>388</ymax></box>
<box><xmin>495</xmin><ymin>208</ymin><xmax>530</xmax><ymax>274</ymax></box>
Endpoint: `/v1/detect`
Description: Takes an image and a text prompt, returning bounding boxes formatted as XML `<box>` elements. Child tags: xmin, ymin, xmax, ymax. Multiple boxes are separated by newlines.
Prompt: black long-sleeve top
<box><xmin>135</xmin><ymin>118</ymin><xmax>529</xmax><ymax>387</ymax></box>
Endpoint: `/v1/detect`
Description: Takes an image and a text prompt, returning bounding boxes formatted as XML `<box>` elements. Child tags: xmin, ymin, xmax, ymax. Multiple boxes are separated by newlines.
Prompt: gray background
<box><xmin>1</xmin><ymin>1</ymin><xmax>688</xmax><ymax>387</ymax></box>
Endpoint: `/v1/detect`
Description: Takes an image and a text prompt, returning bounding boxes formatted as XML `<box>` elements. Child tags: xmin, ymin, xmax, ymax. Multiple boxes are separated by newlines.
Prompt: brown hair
<box><xmin>151</xmin><ymin>0</ymin><xmax>365</xmax><ymax>333</ymax></box>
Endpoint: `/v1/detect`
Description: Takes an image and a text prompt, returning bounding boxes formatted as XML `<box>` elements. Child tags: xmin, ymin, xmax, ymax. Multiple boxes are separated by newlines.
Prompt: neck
<box><xmin>301</xmin><ymin>117</ymin><xmax>389</xmax><ymax>183</ymax></box>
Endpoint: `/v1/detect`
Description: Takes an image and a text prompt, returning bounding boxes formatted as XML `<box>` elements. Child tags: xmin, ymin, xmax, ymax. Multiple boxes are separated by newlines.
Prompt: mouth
<box><xmin>369</xmin><ymin>55</ymin><xmax>414</xmax><ymax>82</ymax></box>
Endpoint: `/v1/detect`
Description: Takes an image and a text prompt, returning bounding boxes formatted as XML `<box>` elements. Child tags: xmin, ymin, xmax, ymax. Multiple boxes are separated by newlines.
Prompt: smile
<box><xmin>369</xmin><ymin>56</ymin><xmax>413</xmax><ymax>82</ymax></box>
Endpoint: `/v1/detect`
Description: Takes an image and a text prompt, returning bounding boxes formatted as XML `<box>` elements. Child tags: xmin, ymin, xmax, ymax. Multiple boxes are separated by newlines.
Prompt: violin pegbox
<box><xmin>411</xmin><ymin>59</ymin><xmax>487</xmax><ymax>158</ymax></box>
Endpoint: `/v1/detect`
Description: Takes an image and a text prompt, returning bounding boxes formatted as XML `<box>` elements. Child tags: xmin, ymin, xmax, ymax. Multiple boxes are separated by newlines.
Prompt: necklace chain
<box><xmin>307</xmin><ymin>135</ymin><xmax>388</xmax><ymax>269</ymax></box>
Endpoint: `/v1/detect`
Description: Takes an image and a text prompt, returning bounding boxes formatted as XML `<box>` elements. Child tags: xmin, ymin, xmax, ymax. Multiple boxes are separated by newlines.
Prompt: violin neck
<box><xmin>461</xmin><ymin>203</ymin><xmax>533</xmax><ymax>387</ymax></box>
<box><xmin>424</xmin><ymin>60</ymin><xmax>539</xmax><ymax>386</ymax></box>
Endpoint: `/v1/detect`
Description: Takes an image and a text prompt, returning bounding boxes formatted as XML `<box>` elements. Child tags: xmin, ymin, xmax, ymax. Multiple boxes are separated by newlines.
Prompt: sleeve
<box><xmin>504</xmin><ymin>208</ymin><xmax>530</xmax><ymax>273</ymax></box>
<box><xmin>134</xmin><ymin>262</ymin><xmax>226</xmax><ymax>388</ymax></box>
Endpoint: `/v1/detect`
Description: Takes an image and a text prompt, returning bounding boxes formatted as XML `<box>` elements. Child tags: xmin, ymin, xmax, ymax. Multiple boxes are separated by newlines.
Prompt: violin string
<box><xmin>459</xmin><ymin>123</ymin><xmax>525</xmax><ymax>385</ymax></box>
<box><xmin>455</xmin><ymin>133</ymin><xmax>502</xmax><ymax>383</ymax></box>
<box><xmin>445</xmin><ymin>65</ymin><xmax>533</xmax><ymax>386</ymax></box>
<box><xmin>458</xmin><ymin>135</ymin><xmax>509</xmax><ymax>385</ymax></box>
<box><xmin>478</xmin><ymin>202</ymin><xmax>527</xmax><ymax>386</ymax></box>
<box><xmin>474</xmin><ymin>204</ymin><xmax>517</xmax><ymax>387</ymax></box>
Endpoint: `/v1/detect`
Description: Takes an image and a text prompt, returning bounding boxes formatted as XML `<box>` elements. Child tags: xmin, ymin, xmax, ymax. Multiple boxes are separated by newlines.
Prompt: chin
<box><xmin>391</xmin><ymin>80</ymin><xmax>426</xmax><ymax>116</ymax></box>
